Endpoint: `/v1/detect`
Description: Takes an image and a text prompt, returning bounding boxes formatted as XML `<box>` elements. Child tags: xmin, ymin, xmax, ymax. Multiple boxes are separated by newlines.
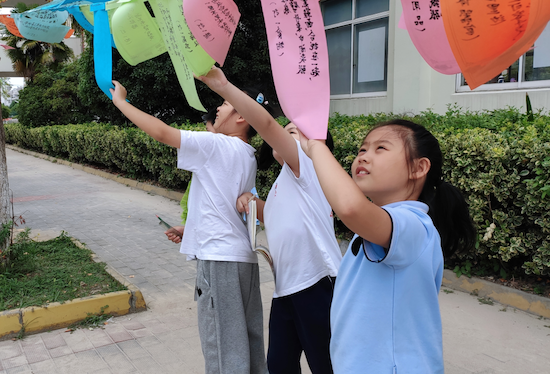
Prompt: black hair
<box><xmin>201</xmin><ymin>107</ymin><xmax>217</xmax><ymax>125</ymax></box>
<box><xmin>368</xmin><ymin>119</ymin><xmax>476</xmax><ymax>258</ymax></box>
<box><xmin>258</xmin><ymin>127</ymin><xmax>334</xmax><ymax>171</ymax></box>
<box><xmin>241</xmin><ymin>87</ymin><xmax>275</xmax><ymax>141</ymax></box>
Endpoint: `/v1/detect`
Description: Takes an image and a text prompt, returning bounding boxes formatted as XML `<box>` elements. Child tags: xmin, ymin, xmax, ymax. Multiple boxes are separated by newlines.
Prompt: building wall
<box><xmin>329</xmin><ymin>0</ymin><xmax>550</xmax><ymax>116</ymax></box>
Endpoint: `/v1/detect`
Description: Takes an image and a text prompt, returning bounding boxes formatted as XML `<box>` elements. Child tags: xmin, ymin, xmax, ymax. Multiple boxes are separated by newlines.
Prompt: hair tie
<box><xmin>256</xmin><ymin>93</ymin><xmax>265</xmax><ymax>104</ymax></box>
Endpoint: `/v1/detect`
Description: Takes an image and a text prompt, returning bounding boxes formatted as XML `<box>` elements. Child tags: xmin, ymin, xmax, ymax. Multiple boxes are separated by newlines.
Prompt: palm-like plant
<box><xmin>1</xmin><ymin>3</ymin><xmax>75</xmax><ymax>82</ymax></box>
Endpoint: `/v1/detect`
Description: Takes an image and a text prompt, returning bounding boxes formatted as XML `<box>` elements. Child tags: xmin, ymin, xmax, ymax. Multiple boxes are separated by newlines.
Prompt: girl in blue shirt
<box><xmin>300</xmin><ymin>120</ymin><xmax>476</xmax><ymax>374</ymax></box>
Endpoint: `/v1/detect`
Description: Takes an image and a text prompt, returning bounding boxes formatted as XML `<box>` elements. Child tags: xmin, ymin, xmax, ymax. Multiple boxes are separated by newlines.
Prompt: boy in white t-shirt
<box><xmin>198</xmin><ymin>67</ymin><xmax>341</xmax><ymax>374</ymax></box>
<box><xmin>111</xmin><ymin>81</ymin><xmax>268</xmax><ymax>374</ymax></box>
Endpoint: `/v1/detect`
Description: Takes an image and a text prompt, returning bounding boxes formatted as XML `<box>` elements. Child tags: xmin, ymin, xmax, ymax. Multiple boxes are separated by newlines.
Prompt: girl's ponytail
<box><xmin>427</xmin><ymin>181</ymin><xmax>476</xmax><ymax>259</ymax></box>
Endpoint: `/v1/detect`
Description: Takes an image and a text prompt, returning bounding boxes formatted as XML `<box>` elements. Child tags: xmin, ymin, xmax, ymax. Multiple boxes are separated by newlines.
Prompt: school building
<box><xmin>321</xmin><ymin>0</ymin><xmax>550</xmax><ymax>116</ymax></box>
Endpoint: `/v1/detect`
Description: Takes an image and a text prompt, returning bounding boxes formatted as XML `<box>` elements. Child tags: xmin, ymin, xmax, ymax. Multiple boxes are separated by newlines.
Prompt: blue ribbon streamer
<box><xmin>68</xmin><ymin>6</ymin><xmax>117</xmax><ymax>48</ymax></box>
<box><xmin>92</xmin><ymin>4</ymin><xmax>113</xmax><ymax>99</ymax></box>
<box><xmin>68</xmin><ymin>7</ymin><xmax>93</xmax><ymax>33</ymax></box>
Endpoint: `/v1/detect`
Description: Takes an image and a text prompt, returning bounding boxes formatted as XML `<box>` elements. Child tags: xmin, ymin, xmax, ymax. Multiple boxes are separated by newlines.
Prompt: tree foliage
<box><xmin>18</xmin><ymin>63</ymin><xmax>91</xmax><ymax>127</ymax></box>
<box><xmin>9</xmin><ymin>101</ymin><xmax>18</xmax><ymax>118</ymax></box>
<box><xmin>2</xmin><ymin>105</ymin><xmax>10</xmax><ymax>119</ymax></box>
<box><xmin>0</xmin><ymin>78</ymin><xmax>12</xmax><ymax>102</ymax></box>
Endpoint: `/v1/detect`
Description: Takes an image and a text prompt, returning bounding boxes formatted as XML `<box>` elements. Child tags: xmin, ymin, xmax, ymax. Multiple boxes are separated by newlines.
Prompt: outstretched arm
<box><xmin>300</xmin><ymin>136</ymin><xmax>392</xmax><ymax>248</ymax></box>
<box><xmin>197</xmin><ymin>67</ymin><xmax>300</xmax><ymax>175</ymax></box>
<box><xmin>111</xmin><ymin>81</ymin><xmax>181</xmax><ymax>149</ymax></box>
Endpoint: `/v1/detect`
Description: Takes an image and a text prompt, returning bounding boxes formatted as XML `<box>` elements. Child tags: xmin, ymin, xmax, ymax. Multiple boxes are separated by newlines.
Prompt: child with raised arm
<box><xmin>198</xmin><ymin>67</ymin><xmax>341</xmax><ymax>374</ymax></box>
<box><xmin>300</xmin><ymin>119</ymin><xmax>476</xmax><ymax>373</ymax></box>
<box><xmin>110</xmin><ymin>81</ymin><xmax>268</xmax><ymax>374</ymax></box>
<box><xmin>165</xmin><ymin>107</ymin><xmax>218</xmax><ymax>245</ymax></box>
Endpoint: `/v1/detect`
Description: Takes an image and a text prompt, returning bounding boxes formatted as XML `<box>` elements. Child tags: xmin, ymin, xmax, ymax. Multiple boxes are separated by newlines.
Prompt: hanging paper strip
<box><xmin>110</xmin><ymin>1</ymin><xmax>166</xmax><ymax>66</ymax></box>
<box><xmin>183</xmin><ymin>0</ymin><xmax>240</xmax><ymax>66</ymax></box>
<box><xmin>166</xmin><ymin>0</ymin><xmax>215</xmax><ymax>77</ymax></box>
<box><xmin>148</xmin><ymin>0</ymin><xmax>208</xmax><ymax>112</ymax></box>
<box><xmin>489</xmin><ymin>0</ymin><xmax>550</xmax><ymax>83</ymax></box>
<box><xmin>441</xmin><ymin>0</ymin><xmax>532</xmax><ymax>89</ymax></box>
<box><xmin>260</xmin><ymin>0</ymin><xmax>330</xmax><ymax>140</ymax></box>
<box><xmin>400</xmin><ymin>0</ymin><xmax>459</xmax><ymax>74</ymax></box>
<box><xmin>13</xmin><ymin>10</ymin><xmax>71</xmax><ymax>44</ymax></box>
<box><xmin>443</xmin><ymin>0</ymin><xmax>550</xmax><ymax>89</ymax></box>
<box><xmin>398</xmin><ymin>11</ymin><xmax>406</xmax><ymax>30</ymax></box>
<box><xmin>91</xmin><ymin>3</ymin><xmax>114</xmax><ymax>99</ymax></box>
<box><xmin>0</xmin><ymin>15</ymin><xmax>24</xmax><ymax>38</ymax></box>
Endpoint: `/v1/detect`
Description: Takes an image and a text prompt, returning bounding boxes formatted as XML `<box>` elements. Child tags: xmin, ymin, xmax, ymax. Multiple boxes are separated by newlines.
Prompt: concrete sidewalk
<box><xmin>1</xmin><ymin>147</ymin><xmax>549</xmax><ymax>374</ymax></box>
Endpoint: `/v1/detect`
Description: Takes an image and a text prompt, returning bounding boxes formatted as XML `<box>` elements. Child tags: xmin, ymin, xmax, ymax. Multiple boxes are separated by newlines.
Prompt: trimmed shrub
<box><xmin>5</xmin><ymin>106</ymin><xmax>550</xmax><ymax>277</ymax></box>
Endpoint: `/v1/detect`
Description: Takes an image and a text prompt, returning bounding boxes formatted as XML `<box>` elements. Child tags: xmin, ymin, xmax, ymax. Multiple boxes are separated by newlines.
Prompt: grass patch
<box><xmin>0</xmin><ymin>230</ymin><xmax>127</xmax><ymax>311</ymax></box>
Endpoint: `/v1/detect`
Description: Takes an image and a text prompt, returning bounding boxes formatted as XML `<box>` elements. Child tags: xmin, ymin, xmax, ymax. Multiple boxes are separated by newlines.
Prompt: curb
<box><xmin>441</xmin><ymin>269</ymin><xmax>550</xmax><ymax>318</ymax></box>
<box><xmin>0</xmin><ymin>240</ymin><xmax>146</xmax><ymax>341</ymax></box>
<box><xmin>5</xmin><ymin>145</ymin><xmax>184</xmax><ymax>202</ymax></box>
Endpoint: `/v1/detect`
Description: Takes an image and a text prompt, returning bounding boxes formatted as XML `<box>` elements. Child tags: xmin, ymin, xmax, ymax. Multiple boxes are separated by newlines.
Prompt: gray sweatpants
<box><xmin>195</xmin><ymin>260</ymin><xmax>267</xmax><ymax>374</ymax></box>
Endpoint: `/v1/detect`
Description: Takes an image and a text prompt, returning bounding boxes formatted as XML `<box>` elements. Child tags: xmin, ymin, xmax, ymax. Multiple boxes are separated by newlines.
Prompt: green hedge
<box><xmin>5</xmin><ymin>107</ymin><xmax>550</xmax><ymax>277</ymax></box>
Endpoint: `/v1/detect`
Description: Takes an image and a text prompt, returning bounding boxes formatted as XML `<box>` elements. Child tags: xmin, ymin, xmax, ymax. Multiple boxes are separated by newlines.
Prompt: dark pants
<box><xmin>267</xmin><ymin>276</ymin><xmax>336</xmax><ymax>374</ymax></box>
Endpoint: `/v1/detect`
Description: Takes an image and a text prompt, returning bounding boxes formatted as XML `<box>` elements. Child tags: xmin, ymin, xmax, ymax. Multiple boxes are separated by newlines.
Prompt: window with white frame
<box><xmin>457</xmin><ymin>22</ymin><xmax>550</xmax><ymax>91</ymax></box>
<box><xmin>321</xmin><ymin>0</ymin><xmax>389</xmax><ymax>97</ymax></box>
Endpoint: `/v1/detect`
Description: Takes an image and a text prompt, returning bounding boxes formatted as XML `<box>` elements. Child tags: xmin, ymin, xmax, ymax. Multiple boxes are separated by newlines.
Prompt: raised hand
<box><xmin>110</xmin><ymin>80</ymin><xmax>127</xmax><ymax>105</ymax></box>
<box><xmin>298</xmin><ymin>128</ymin><xmax>325</xmax><ymax>159</ymax></box>
<box><xmin>196</xmin><ymin>66</ymin><xmax>229</xmax><ymax>94</ymax></box>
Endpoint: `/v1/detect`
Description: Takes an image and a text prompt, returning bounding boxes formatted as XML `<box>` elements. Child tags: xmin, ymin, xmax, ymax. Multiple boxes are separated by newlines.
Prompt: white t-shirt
<box><xmin>177</xmin><ymin>130</ymin><xmax>257</xmax><ymax>263</ymax></box>
<box><xmin>264</xmin><ymin>140</ymin><xmax>341</xmax><ymax>297</ymax></box>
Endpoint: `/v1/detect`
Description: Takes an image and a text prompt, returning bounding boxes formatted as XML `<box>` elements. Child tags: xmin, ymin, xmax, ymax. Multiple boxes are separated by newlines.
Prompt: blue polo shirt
<box><xmin>330</xmin><ymin>201</ymin><xmax>444</xmax><ymax>374</ymax></box>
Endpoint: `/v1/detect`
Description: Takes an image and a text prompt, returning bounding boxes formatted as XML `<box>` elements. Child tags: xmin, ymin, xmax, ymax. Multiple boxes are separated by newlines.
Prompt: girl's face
<box><xmin>273</xmin><ymin>122</ymin><xmax>299</xmax><ymax>165</ymax></box>
<box><xmin>351</xmin><ymin>126</ymin><xmax>414</xmax><ymax>206</ymax></box>
<box><xmin>214</xmin><ymin>100</ymin><xmax>238</xmax><ymax>134</ymax></box>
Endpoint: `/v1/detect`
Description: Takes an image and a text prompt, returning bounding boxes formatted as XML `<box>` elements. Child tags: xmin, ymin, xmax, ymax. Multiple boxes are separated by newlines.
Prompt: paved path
<box><xmin>1</xmin><ymin>147</ymin><xmax>549</xmax><ymax>374</ymax></box>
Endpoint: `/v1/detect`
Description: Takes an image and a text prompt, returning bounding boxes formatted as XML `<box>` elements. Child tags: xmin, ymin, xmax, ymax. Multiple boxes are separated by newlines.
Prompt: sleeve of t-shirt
<box><xmin>293</xmin><ymin>139</ymin><xmax>316</xmax><ymax>189</ymax></box>
<box><xmin>364</xmin><ymin>206</ymin><xmax>429</xmax><ymax>268</ymax></box>
<box><xmin>177</xmin><ymin>130</ymin><xmax>215</xmax><ymax>173</ymax></box>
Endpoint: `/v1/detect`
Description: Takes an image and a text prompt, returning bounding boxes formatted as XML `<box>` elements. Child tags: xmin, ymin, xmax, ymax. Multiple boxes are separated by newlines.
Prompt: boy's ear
<box><xmin>411</xmin><ymin>157</ymin><xmax>431</xmax><ymax>180</ymax></box>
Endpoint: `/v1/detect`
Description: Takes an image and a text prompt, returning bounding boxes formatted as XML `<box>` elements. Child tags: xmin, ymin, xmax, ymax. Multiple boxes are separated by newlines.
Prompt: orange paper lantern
<box><xmin>442</xmin><ymin>0</ymin><xmax>550</xmax><ymax>89</ymax></box>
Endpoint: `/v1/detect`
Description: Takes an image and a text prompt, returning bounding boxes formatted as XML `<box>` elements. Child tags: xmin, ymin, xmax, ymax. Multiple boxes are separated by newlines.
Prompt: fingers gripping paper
<box><xmin>261</xmin><ymin>0</ymin><xmax>330</xmax><ymax>140</ymax></box>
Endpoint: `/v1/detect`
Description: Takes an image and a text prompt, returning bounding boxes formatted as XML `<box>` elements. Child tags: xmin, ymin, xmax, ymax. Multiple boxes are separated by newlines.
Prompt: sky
<box><xmin>9</xmin><ymin>77</ymin><xmax>24</xmax><ymax>87</ymax></box>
